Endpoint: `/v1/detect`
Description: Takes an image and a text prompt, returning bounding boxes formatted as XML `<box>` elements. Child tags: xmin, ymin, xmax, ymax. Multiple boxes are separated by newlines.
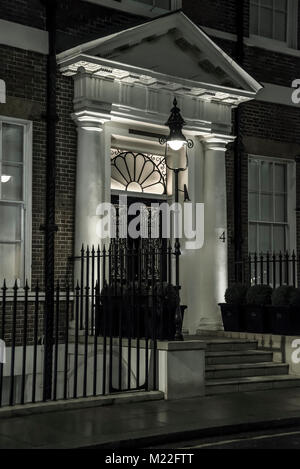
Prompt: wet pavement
<box><xmin>2</xmin><ymin>388</ymin><xmax>300</xmax><ymax>448</ymax></box>
<box><xmin>153</xmin><ymin>427</ymin><xmax>300</xmax><ymax>449</ymax></box>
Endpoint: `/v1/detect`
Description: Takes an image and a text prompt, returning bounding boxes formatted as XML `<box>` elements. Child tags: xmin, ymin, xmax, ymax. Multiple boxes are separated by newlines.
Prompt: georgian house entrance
<box><xmin>0</xmin><ymin>10</ymin><xmax>265</xmax><ymax>408</ymax></box>
<box><xmin>57</xmin><ymin>11</ymin><xmax>262</xmax><ymax>334</ymax></box>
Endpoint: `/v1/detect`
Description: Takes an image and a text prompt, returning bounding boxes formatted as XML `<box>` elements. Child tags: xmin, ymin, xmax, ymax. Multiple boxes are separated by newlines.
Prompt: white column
<box><xmin>73</xmin><ymin>114</ymin><xmax>111</xmax><ymax>258</ymax></box>
<box><xmin>180</xmin><ymin>137</ymin><xmax>204</xmax><ymax>335</ymax></box>
<box><xmin>199</xmin><ymin>136</ymin><xmax>234</xmax><ymax>331</ymax></box>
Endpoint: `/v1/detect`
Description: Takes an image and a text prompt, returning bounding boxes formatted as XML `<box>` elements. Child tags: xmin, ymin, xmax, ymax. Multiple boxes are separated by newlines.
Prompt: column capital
<box><xmin>202</xmin><ymin>134</ymin><xmax>236</xmax><ymax>152</ymax></box>
<box><xmin>72</xmin><ymin>110</ymin><xmax>111</xmax><ymax>132</ymax></box>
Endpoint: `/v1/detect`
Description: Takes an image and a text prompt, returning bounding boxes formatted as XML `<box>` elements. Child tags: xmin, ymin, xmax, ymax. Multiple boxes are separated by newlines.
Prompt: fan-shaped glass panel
<box><xmin>111</xmin><ymin>148</ymin><xmax>167</xmax><ymax>195</ymax></box>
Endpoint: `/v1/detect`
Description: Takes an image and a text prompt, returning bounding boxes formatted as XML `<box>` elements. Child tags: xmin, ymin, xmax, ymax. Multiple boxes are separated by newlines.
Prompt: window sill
<box><xmin>82</xmin><ymin>0</ymin><xmax>179</xmax><ymax>18</ymax></box>
<box><xmin>245</xmin><ymin>34</ymin><xmax>300</xmax><ymax>57</ymax></box>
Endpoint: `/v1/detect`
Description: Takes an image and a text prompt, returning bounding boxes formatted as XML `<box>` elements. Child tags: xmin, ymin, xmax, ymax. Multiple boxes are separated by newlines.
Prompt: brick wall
<box><xmin>55</xmin><ymin>74</ymin><xmax>77</xmax><ymax>287</ymax></box>
<box><xmin>243</xmin><ymin>46</ymin><xmax>300</xmax><ymax>87</ymax></box>
<box><xmin>0</xmin><ymin>0</ymin><xmax>45</xmax><ymax>30</ymax></box>
<box><xmin>0</xmin><ymin>0</ymin><xmax>144</xmax><ymax>289</ymax></box>
<box><xmin>1</xmin><ymin>0</ymin><xmax>300</xmax><ymax>293</ymax></box>
<box><xmin>0</xmin><ymin>45</ymin><xmax>47</xmax><ymax>287</ymax></box>
<box><xmin>0</xmin><ymin>0</ymin><xmax>144</xmax><ymax>52</ymax></box>
<box><xmin>56</xmin><ymin>0</ymin><xmax>144</xmax><ymax>52</ymax></box>
<box><xmin>183</xmin><ymin>0</ymin><xmax>241</xmax><ymax>35</ymax></box>
<box><xmin>0</xmin><ymin>44</ymin><xmax>78</xmax><ymax>288</ymax></box>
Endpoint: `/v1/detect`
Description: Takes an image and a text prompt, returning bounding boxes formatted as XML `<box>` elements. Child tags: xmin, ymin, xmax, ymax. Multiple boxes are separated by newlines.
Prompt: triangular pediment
<box><xmin>58</xmin><ymin>12</ymin><xmax>261</xmax><ymax>96</ymax></box>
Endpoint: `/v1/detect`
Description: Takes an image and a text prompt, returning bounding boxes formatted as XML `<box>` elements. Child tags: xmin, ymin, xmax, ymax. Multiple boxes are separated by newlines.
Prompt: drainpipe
<box><xmin>233</xmin><ymin>0</ymin><xmax>245</xmax><ymax>283</ymax></box>
<box><xmin>40</xmin><ymin>0</ymin><xmax>58</xmax><ymax>401</ymax></box>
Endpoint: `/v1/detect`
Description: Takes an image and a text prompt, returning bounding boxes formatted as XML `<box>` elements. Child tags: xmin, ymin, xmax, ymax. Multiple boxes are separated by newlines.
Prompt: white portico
<box><xmin>57</xmin><ymin>11</ymin><xmax>262</xmax><ymax>334</ymax></box>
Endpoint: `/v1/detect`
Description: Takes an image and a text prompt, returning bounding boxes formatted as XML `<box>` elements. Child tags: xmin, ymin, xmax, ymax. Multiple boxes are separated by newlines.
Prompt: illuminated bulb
<box><xmin>168</xmin><ymin>140</ymin><xmax>185</xmax><ymax>151</ymax></box>
<box><xmin>1</xmin><ymin>175</ymin><xmax>11</xmax><ymax>183</ymax></box>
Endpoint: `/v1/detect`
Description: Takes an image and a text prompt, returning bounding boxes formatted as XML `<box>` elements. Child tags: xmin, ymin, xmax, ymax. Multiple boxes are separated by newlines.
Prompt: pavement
<box><xmin>151</xmin><ymin>426</ymin><xmax>300</xmax><ymax>449</ymax></box>
<box><xmin>2</xmin><ymin>388</ymin><xmax>300</xmax><ymax>448</ymax></box>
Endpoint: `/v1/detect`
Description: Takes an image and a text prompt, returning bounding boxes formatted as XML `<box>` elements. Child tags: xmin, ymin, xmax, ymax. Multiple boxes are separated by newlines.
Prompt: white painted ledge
<box><xmin>202</xmin><ymin>26</ymin><xmax>300</xmax><ymax>58</ymax></box>
<box><xmin>82</xmin><ymin>0</ymin><xmax>181</xmax><ymax>18</ymax></box>
<box><xmin>257</xmin><ymin>82</ymin><xmax>298</xmax><ymax>108</ymax></box>
<box><xmin>0</xmin><ymin>19</ymin><xmax>48</xmax><ymax>55</ymax></box>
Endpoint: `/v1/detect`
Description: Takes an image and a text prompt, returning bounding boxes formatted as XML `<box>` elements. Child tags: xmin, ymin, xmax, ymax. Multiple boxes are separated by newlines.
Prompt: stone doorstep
<box><xmin>0</xmin><ymin>391</ymin><xmax>164</xmax><ymax>420</ymax></box>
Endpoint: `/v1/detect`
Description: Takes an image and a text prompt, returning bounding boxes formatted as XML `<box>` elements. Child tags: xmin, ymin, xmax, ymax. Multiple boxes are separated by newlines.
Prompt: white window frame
<box><xmin>249</xmin><ymin>0</ymin><xmax>298</xmax><ymax>50</ymax></box>
<box><xmin>248</xmin><ymin>154</ymin><xmax>296</xmax><ymax>255</ymax></box>
<box><xmin>0</xmin><ymin>116</ymin><xmax>32</xmax><ymax>287</ymax></box>
<box><xmin>82</xmin><ymin>0</ymin><xmax>181</xmax><ymax>18</ymax></box>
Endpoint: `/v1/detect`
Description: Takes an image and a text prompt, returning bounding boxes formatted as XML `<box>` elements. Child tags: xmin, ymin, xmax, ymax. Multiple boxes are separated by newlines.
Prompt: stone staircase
<box><xmin>204</xmin><ymin>337</ymin><xmax>300</xmax><ymax>395</ymax></box>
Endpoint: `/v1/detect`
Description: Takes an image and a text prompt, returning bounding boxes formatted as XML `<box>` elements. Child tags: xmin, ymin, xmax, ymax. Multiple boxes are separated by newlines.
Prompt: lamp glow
<box><xmin>1</xmin><ymin>175</ymin><xmax>11</xmax><ymax>183</ymax></box>
<box><xmin>167</xmin><ymin>140</ymin><xmax>185</xmax><ymax>151</ymax></box>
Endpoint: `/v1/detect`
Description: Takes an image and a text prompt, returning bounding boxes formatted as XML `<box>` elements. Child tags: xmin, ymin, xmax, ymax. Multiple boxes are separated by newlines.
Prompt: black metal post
<box><xmin>174</xmin><ymin>169</ymin><xmax>183</xmax><ymax>341</ymax></box>
<box><xmin>233</xmin><ymin>0</ymin><xmax>245</xmax><ymax>283</ymax></box>
<box><xmin>41</xmin><ymin>0</ymin><xmax>58</xmax><ymax>401</ymax></box>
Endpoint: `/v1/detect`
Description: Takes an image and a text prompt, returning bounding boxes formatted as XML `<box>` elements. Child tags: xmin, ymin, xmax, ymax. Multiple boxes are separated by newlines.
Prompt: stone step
<box><xmin>206</xmin><ymin>362</ymin><xmax>289</xmax><ymax>380</ymax></box>
<box><xmin>206</xmin><ymin>375</ymin><xmax>300</xmax><ymax>395</ymax></box>
<box><xmin>206</xmin><ymin>350</ymin><xmax>274</xmax><ymax>365</ymax></box>
<box><xmin>205</xmin><ymin>340</ymin><xmax>258</xmax><ymax>353</ymax></box>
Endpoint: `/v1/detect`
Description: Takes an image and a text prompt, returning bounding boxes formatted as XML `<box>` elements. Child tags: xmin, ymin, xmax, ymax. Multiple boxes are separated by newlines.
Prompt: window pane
<box><xmin>249</xmin><ymin>160</ymin><xmax>259</xmax><ymax>191</ymax></box>
<box><xmin>249</xmin><ymin>193</ymin><xmax>259</xmax><ymax>220</ymax></box>
<box><xmin>156</xmin><ymin>0</ymin><xmax>170</xmax><ymax>8</ymax></box>
<box><xmin>274</xmin><ymin>0</ymin><xmax>287</xmax><ymax>11</ymax></box>
<box><xmin>250</xmin><ymin>4</ymin><xmax>259</xmax><ymax>34</ymax></box>
<box><xmin>274</xmin><ymin>225</ymin><xmax>286</xmax><ymax>252</ymax></box>
<box><xmin>1</xmin><ymin>164</ymin><xmax>23</xmax><ymax>201</ymax></box>
<box><xmin>2</xmin><ymin>124</ymin><xmax>23</xmax><ymax>163</ymax></box>
<box><xmin>261</xmin><ymin>194</ymin><xmax>273</xmax><ymax>221</ymax></box>
<box><xmin>275</xmin><ymin>164</ymin><xmax>286</xmax><ymax>193</ymax></box>
<box><xmin>274</xmin><ymin>11</ymin><xmax>287</xmax><ymax>41</ymax></box>
<box><xmin>259</xmin><ymin>224</ymin><xmax>272</xmax><ymax>253</ymax></box>
<box><xmin>0</xmin><ymin>204</ymin><xmax>22</xmax><ymax>241</ymax></box>
<box><xmin>261</xmin><ymin>0</ymin><xmax>273</xmax><ymax>7</ymax></box>
<box><xmin>0</xmin><ymin>243</ymin><xmax>22</xmax><ymax>285</ymax></box>
<box><xmin>275</xmin><ymin>194</ymin><xmax>287</xmax><ymax>222</ymax></box>
<box><xmin>260</xmin><ymin>6</ymin><xmax>273</xmax><ymax>37</ymax></box>
<box><xmin>249</xmin><ymin>224</ymin><xmax>257</xmax><ymax>253</ymax></box>
<box><xmin>261</xmin><ymin>161</ymin><xmax>273</xmax><ymax>192</ymax></box>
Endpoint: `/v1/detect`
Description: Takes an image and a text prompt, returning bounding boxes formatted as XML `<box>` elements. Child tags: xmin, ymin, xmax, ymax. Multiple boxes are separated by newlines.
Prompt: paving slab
<box><xmin>2</xmin><ymin>388</ymin><xmax>300</xmax><ymax>448</ymax></box>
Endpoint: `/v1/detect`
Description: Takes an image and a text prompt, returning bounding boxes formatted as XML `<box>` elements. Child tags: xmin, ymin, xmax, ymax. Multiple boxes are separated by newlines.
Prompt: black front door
<box><xmin>111</xmin><ymin>194</ymin><xmax>168</xmax><ymax>282</ymax></box>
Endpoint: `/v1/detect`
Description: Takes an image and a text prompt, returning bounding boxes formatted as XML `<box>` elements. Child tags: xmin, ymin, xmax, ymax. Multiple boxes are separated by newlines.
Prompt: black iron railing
<box><xmin>236</xmin><ymin>251</ymin><xmax>299</xmax><ymax>288</ymax></box>
<box><xmin>0</xmin><ymin>244</ymin><xmax>172</xmax><ymax>407</ymax></box>
<box><xmin>68</xmin><ymin>242</ymin><xmax>176</xmax><ymax>335</ymax></box>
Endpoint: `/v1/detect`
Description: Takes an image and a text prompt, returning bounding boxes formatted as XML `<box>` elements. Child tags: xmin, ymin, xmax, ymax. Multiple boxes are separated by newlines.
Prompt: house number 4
<box><xmin>219</xmin><ymin>232</ymin><xmax>226</xmax><ymax>243</ymax></box>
